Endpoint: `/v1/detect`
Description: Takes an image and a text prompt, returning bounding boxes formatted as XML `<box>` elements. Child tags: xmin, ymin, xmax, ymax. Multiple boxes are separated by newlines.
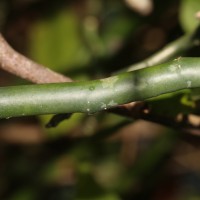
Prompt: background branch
<box><xmin>110</xmin><ymin>103</ymin><xmax>200</xmax><ymax>135</ymax></box>
<box><xmin>117</xmin><ymin>25</ymin><xmax>200</xmax><ymax>72</ymax></box>
<box><xmin>0</xmin><ymin>33</ymin><xmax>72</xmax><ymax>83</ymax></box>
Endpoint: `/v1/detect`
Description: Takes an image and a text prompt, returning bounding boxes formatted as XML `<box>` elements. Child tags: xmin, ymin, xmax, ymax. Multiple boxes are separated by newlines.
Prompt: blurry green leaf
<box><xmin>29</xmin><ymin>8</ymin><xmax>90</xmax><ymax>72</ymax></box>
<box><xmin>148</xmin><ymin>91</ymin><xmax>195</xmax><ymax>117</ymax></box>
<box><xmin>93</xmin><ymin>160</ymin><xmax>124</xmax><ymax>190</ymax></box>
<box><xmin>181</xmin><ymin>93</ymin><xmax>196</xmax><ymax>108</ymax></box>
<box><xmin>77</xmin><ymin>193</ymin><xmax>120</xmax><ymax>200</ymax></box>
<box><xmin>100</xmin><ymin>113</ymin><xmax>128</xmax><ymax>128</ymax></box>
<box><xmin>76</xmin><ymin>173</ymin><xmax>105</xmax><ymax>199</ymax></box>
<box><xmin>76</xmin><ymin>166</ymin><xmax>121</xmax><ymax>200</ymax></box>
<box><xmin>190</xmin><ymin>88</ymin><xmax>200</xmax><ymax>101</ymax></box>
<box><xmin>102</xmin><ymin>14</ymin><xmax>137</xmax><ymax>55</ymax></box>
<box><xmin>9</xmin><ymin>188</ymin><xmax>35</xmax><ymax>200</ymax></box>
<box><xmin>82</xmin><ymin>0</ymin><xmax>139</xmax><ymax>58</ymax></box>
<box><xmin>119</xmin><ymin>129</ymin><xmax>179</xmax><ymax>193</ymax></box>
<box><xmin>179</xmin><ymin>0</ymin><xmax>200</xmax><ymax>32</ymax></box>
<box><xmin>40</xmin><ymin>113</ymin><xmax>85</xmax><ymax>138</ymax></box>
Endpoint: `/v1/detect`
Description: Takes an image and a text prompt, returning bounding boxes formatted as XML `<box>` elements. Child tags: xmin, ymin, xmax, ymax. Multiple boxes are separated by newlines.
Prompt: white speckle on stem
<box><xmin>108</xmin><ymin>100</ymin><xmax>118</xmax><ymax>107</ymax></box>
<box><xmin>101</xmin><ymin>76</ymin><xmax>118</xmax><ymax>89</ymax></box>
<box><xmin>169</xmin><ymin>64</ymin><xmax>181</xmax><ymax>72</ymax></box>
<box><xmin>100</xmin><ymin>102</ymin><xmax>107</xmax><ymax>110</ymax></box>
<box><xmin>169</xmin><ymin>65</ymin><xmax>176</xmax><ymax>72</ymax></box>
<box><xmin>137</xmin><ymin>78</ymin><xmax>148</xmax><ymax>90</ymax></box>
<box><xmin>174</xmin><ymin>56</ymin><xmax>182</xmax><ymax>62</ymax></box>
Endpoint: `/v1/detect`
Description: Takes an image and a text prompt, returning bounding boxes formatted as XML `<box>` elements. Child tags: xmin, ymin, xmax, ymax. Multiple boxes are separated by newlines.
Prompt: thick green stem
<box><xmin>0</xmin><ymin>57</ymin><xmax>200</xmax><ymax>118</ymax></box>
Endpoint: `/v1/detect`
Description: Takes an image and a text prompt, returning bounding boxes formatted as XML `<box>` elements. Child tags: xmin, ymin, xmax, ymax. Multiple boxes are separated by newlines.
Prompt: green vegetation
<box><xmin>1</xmin><ymin>1</ymin><xmax>200</xmax><ymax>200</ymax></box>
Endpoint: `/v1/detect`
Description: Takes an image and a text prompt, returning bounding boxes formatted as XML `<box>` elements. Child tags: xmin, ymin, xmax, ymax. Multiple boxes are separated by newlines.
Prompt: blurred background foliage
<box><xmin>1</xmin><ymin>0</ymin><xmax>200</xmax><ymax>199</ymax></box>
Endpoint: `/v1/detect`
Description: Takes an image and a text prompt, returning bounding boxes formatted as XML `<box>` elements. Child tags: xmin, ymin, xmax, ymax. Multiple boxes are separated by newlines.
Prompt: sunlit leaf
<box><xmin>179</xmin><ymin>0</ymin><xmax>200</xmax><ymax>32</ymax></box>
<box><xmin>29</xmin><ymin>8</ymin><xmax>91</xmax><ymax>72</ymax></box>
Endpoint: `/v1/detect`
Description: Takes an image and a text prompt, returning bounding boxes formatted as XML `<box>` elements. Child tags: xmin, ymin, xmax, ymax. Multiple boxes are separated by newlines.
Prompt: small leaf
<box><xmin>179</xmin><ymin>0</ymin><xmax>200</xmax><ymax>33</ymax></box>
<box><xmin>29</xmin><ymin>8</ymin><xmax>90</xmax><ymax>72</ymax></box>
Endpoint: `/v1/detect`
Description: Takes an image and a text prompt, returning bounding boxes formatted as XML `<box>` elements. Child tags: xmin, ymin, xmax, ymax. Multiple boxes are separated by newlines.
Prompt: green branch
<box><xmin>126</xmin><ymin>35</ymin><xmax>194</xmax><ymax>71</ymax></box>
<box><xmin>116</xmin><ymin>25</ymin><xmax>200</xmax><ymax>73</ymax></box>
<box><xmin>0</xmin><ymin>57</ymin><xmax>200</xmax><ymax>118</ymax></box>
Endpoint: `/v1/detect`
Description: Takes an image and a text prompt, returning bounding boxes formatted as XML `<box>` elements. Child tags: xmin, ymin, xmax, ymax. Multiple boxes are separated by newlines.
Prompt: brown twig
<box><xmin>0</xmin><ymin>33</ymin><xmax>72</xmax><ymax>84</ymax></box>
<box><xmin>109</xmin><ymin>103</ymin><xmax>200</xmax><ymax>135</ymax></box>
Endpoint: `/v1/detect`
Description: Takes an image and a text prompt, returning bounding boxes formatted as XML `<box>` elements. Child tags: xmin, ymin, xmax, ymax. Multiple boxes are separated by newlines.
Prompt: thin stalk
<box><xmin>0</xmin><ymin>57</ymin><xmax>200</xmax><ymax>118</ymax></box>
<box><xmin>116</xmin><ymin>25</ymin><xmax>200</xmax><ymax>73</ymax></box>
<box><xmin>127</xmin><ymin>35</ymin><xmax>194</xmax><ymax>71</ymax></box>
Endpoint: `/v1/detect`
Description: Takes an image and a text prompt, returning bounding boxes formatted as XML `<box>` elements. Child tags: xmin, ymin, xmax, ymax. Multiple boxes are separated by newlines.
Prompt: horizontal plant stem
<box><xmin>0</xmin><ymin>57</ymin><xmax>200</xmax><ymax>118</ymax></box>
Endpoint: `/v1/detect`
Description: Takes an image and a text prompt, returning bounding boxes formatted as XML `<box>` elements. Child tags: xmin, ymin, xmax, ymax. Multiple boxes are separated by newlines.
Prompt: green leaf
<box><xmin>29</xmin><ymin>8</ymin><xmax>90</xmax><ymax>73</ymax></box>
<box><xmin>179</xmin><ymin>0</ymin><xmax>200</xmax><ymax>33</ymax></box>
<box><xmin>40</xmin><ymin>114</ymin><xmax>85</xmax><ymax>138</ymax></box>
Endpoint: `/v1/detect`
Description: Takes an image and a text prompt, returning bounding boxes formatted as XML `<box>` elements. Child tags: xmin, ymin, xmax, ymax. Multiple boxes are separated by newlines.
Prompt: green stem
<box><xmin>116</xmin><ymin>25</ymin><xmax>200</xmax><ymax>73</ymax></box>
<box><xmin>0</xmin><ymin>57</ymin><xmax>200</xmax><ymax>118</ymax></box>
<box><xmin>127</xmin><ymin>35</ymin><xmax>194</xmax><ymax>71</ymax></box>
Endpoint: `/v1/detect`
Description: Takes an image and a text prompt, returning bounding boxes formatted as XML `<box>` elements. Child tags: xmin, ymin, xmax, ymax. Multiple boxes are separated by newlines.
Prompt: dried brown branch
<box><xmin>0</xmin><ymin>33</ymin><xmax>72</xmax><ymax>84</ymax></box>
<box><xmin>109</xmin><ymin>102</ymin><xmax>200</xmax><ymax>136</ymax></box>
